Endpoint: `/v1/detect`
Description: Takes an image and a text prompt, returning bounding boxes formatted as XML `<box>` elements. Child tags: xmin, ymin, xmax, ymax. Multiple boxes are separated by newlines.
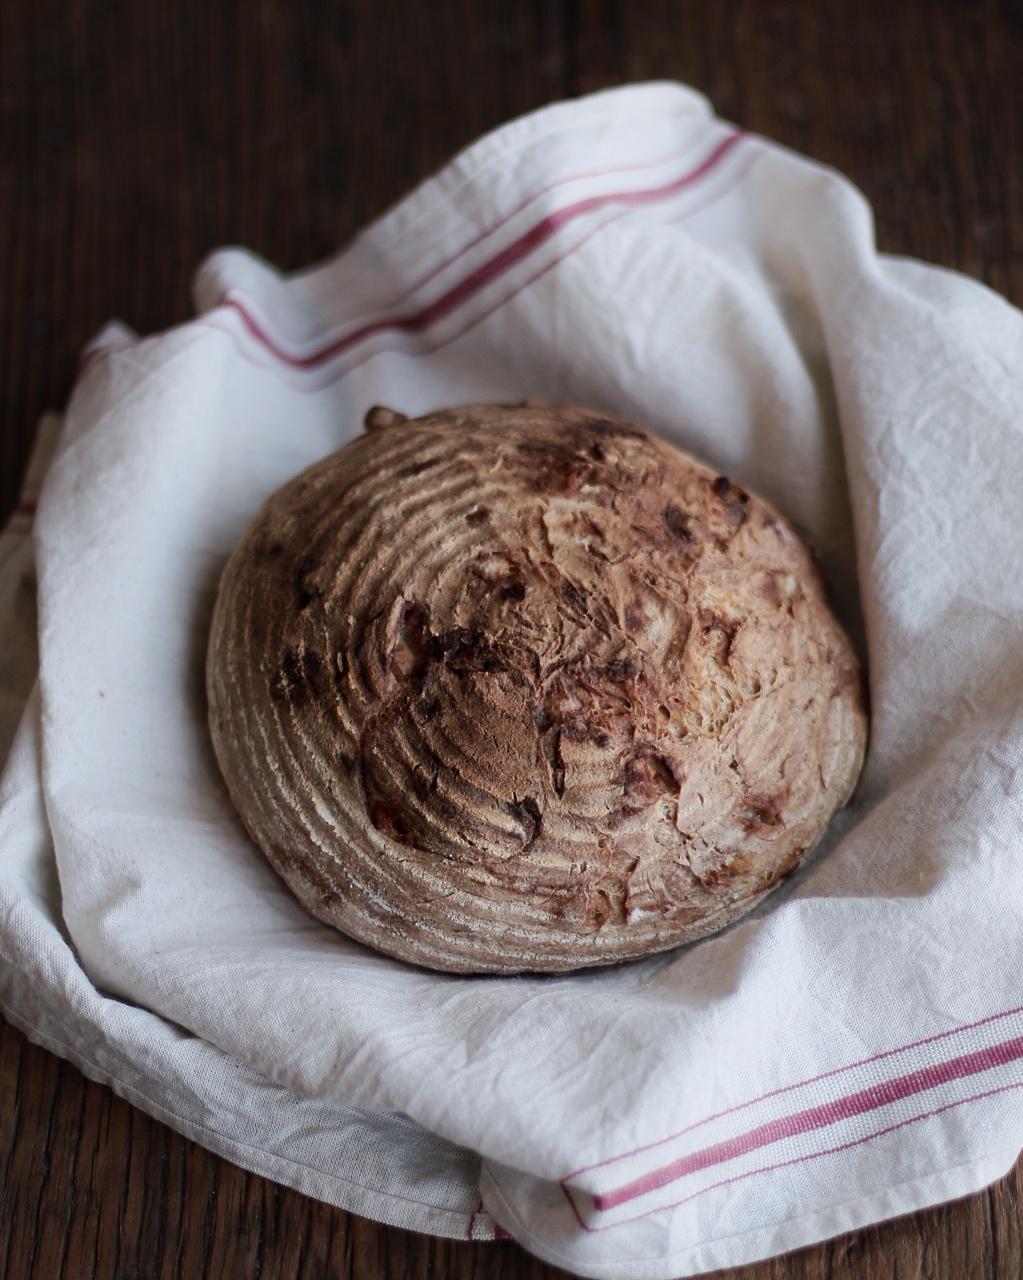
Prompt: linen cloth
<box><xmin>2</xmin><ymin>83</ymin><xmax>1022</xmax><ymax>1278</ymax></box>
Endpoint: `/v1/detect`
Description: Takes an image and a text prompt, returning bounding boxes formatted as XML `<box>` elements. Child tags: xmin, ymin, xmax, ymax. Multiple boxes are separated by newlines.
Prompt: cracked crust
<box><xmin>207</xmin><ymin>402</ymin><xmax>868</xmax><ymax>973</ymax></box>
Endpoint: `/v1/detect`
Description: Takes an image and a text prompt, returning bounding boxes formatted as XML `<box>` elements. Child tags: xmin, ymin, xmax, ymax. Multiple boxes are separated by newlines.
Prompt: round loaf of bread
<box><xmin>207</xmin><ymin>402</ymin><xmax>867</xmax><ymax>973</ymax></box>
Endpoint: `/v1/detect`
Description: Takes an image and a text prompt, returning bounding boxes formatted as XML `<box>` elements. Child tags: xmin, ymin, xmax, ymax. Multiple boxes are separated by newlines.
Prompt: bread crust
<box><xmin>207</xmin><ymin>402</ymin><xmax>867</xmax><ymax>973</ymax></box>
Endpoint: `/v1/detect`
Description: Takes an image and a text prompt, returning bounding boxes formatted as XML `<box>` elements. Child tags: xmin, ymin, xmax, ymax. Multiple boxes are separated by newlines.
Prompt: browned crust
<box><xmin>207</xmin><ymin>402</ymin><xmax>868</xmax><ymax>973</ymax></box>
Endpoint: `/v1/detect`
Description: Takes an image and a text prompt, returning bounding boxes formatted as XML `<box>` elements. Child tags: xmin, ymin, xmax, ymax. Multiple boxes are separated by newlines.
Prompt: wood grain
<box><xmin>2</xmin><ymin>1</ymin><xmax>1021</xmax><ymax>1277</ymax></box>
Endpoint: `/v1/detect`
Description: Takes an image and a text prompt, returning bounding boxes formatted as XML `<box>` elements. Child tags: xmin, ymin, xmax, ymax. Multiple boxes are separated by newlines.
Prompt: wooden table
<box><xmin>2</xmin><ymin>3</ymin><xmax>1021</xmax><ymax>1277</ymax></box>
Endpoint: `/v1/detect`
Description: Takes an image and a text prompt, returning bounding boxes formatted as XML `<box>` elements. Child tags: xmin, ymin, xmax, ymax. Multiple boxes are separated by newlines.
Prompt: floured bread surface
<box><xmin>207</xmin><ymin>402</ymin><xmax>867</xmax><ymax>973</ymax></box>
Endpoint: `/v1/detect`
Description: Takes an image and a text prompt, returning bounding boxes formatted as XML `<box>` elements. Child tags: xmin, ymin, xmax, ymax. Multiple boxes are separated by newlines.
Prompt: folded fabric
<box><xmin>2</xmin><ymin>82</ymin><xmax>1021</xmax><ymax>1279</ymax></box>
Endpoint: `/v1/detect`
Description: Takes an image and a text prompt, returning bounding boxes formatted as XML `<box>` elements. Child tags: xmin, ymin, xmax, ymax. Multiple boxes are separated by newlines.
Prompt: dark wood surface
<box><xmin>2</xmin><ymin>2</ymin><xmax>1022</xmax><ymax>1277</ymax></box>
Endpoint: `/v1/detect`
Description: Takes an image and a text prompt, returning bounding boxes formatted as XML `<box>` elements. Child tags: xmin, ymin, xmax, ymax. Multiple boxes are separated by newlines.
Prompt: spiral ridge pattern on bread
<box><xmin>207</xmin><ymin>402</ymin><xmax>867</xmax><ymax>973</ymax></box>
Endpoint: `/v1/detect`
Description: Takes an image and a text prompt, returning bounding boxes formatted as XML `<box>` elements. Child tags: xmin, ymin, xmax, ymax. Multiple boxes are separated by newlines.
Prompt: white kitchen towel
<box><xmin>2</xmin><ymin>81</ymin><xmax>1022</xmax><ymax>1279</ymax></box>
